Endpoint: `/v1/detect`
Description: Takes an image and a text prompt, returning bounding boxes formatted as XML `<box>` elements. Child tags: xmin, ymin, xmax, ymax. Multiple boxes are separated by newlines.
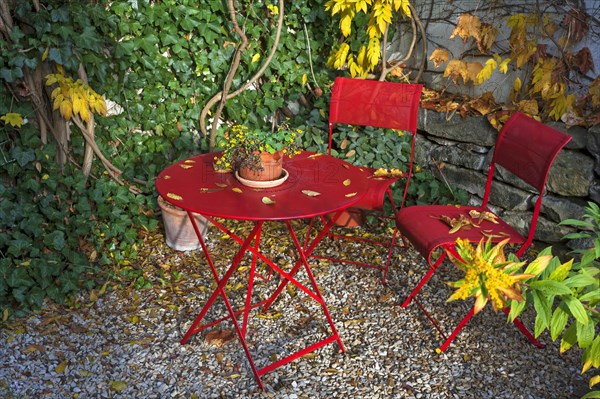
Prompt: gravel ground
<box><xmin>0</xmin><ymin>221</ymin><xmax>588</xmax><ymax>398</ymax></box>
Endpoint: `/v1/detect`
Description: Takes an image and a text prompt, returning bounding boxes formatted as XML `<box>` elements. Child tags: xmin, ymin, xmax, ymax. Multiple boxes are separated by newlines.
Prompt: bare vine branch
<box><xmin>199</xmin><ymin>0</ymin><xmax>285</xmax><ymax>151</ymax></box>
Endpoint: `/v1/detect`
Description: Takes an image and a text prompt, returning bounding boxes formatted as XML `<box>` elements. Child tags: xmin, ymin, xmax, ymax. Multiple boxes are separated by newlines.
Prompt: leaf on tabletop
<box><xmin>215</xmin><ymin>183</ymin><xmax>228</xmax><ymax>188</ymax></box>
<box><xmin>308</xmin><ymin>153</ymin><xmax>323</xmax><ymax>159</ymax></box>
<box><xmin>302</xmin><ymin>190</ymin><xmax>321</xmax><ymax>197</ymax></box>
<box><xmin>262</xmin><ymin>197</ymin><xmax>275</xmax><ymax>204</ymax></box>
<box><xmin>345</xmin><ymin>192</ymin><xmax>357</xmax><ymax>197</ymax></box>
<box><xmin>341</xmin><ymin>164</ymin><xmax>349</xmax><ymax>169</ymax></box>
<box><xmin>166</xmin><ymin>193</ymin><xmax>183</xmax><ymax>201</ymax></box>
<box><xmin>232</xmin><ymin>187</ymin><xmax>242</xmax><ymax>193</ymax></box>
<box><xmin>179</xmin><ymin>164</ymin><xmax>193</xmax><ymax>169</ymax></box>
<box><xmin>183</xmin><ymin>160</ymin><xmax>195</xmax><ymax>164</ymax></box>
<box><xmin>343</xmin><ymin>179</ymin><xmax>351</xmax><ymax>186</ymax></box>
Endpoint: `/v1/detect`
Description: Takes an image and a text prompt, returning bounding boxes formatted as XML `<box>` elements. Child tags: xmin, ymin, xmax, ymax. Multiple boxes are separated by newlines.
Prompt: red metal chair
<box><xmin>310</xmin><ymin>77</ymin><xmax>423</xmax><ymax>284</ymax></box>
<box><xmin>396</xmin><ymin>111</ymin><xmax>572</xmax><ymax>352</ymax></box>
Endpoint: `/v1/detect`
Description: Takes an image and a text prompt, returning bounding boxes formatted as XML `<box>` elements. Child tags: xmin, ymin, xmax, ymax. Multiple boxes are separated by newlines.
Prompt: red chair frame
<box><xmin>396</xmin><ymin>112</ymin><xmax>572</xmax><ymax>352</ymax></box>
<box><xmin>310</xmin><ymin>77</ymin><xmax>423</xmax><ymax>284</ymax></box>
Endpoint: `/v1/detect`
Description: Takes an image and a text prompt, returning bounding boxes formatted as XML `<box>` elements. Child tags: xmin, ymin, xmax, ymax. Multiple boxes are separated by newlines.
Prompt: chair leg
<box><xmin>503</xmin><ymin>307</ymin><xmax>545</xmax><ymax>349</ymax></box>
<box><xmin>381</xmin><ymin>228</ymin><xmax>399</xmax><ymax>285</ymax></box>
<box><xmin>437</xmin><ymin>306</ymin><xmax>476</xmax><ymax>353</ymax></box>
<box><xmin>436</xmin><ymin>307</ymin><xmax>545</xmax><ymax>353</ymax></box>
<box><xmin>400</xmin><ymin>254</ymin><xmax>446</xmax><ymax>308</ymax></box>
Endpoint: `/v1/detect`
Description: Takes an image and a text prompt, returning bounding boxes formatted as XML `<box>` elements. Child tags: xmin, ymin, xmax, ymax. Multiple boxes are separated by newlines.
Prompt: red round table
<box><xmin>155</xmin><ymin>151</ymin><xmax>369</xmax><ymax>388</ymax></box>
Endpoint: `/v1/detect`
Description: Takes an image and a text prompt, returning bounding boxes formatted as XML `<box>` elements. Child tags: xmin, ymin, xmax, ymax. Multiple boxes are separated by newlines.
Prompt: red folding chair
<box><xmin>310</xmin><ymin>77</ymin><xmax>423</xmax><ymax>284</ymax></box>
<box><xmin>396</xmin><ymin>112</ymin><xmax>571</xmax><ymax>352</ymax></box>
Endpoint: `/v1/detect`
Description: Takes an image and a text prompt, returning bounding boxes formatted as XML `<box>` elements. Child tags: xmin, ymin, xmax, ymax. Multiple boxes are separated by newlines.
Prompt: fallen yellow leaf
<box><xmin>110</xmin><ymin>381</ymin><xmax>127</xmax><ymax>392</ymax></box>
<box><xmin>302</xmin><ymin>190</ymin><xmax>321</xmax><ymax>197</ymax></box>
<box><xmin>345</xmin><ymin>192</ymin><xmax>357</xmax><ymax>197</ymax></box>
<box><xmin>232</xmin><ymin>187</ymin><xmax>243</xmax><ymax>193</ymax></box>
<box><xmin>343</xmin><ymin>179</ymin><xmax>351</xmax><ymax>186</ymax></box>
<box><xmin>262</xmin><ymin>197</ymin><xmax>275</xmax><ymax>205</ymax></box>
<box><xmin>55</xmin><ymin>360</ymin><xmax>68</xmax><ymax>373</ymax></box>
<box><xmin>166</xmin><ymin>193</ymin><xmax>183</xmax><ymax>201</ymax></box>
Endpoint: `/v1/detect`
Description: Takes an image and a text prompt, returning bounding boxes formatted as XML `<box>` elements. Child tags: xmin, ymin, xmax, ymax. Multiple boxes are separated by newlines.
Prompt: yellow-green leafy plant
<box><xmin>446</xmin><ymin>238</ymin><xmax>551</xmax><ymax>314</ymax></box>
<box><xmin>325</xmin><ymin>0</ymin><xmax>414</xmax><ymax>79</ymax></box>
<box><xmin>214</xmin><ymin>124</ymin><xmax>302</xmax><ymax>172</ymax></box>
<box><xmin>447</xmin><ymin>202</ymin><xmax>600</xmax><ymax>397</ymax></box>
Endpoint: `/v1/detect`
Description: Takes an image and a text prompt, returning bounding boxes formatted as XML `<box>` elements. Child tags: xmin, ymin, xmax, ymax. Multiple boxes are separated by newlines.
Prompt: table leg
<box><xmin>262</xmin><ymin>210</ymin><xmax>340</xmax><ymax>312</ymax></box>
<box><xmin>180</xmin><ymin>219</ymin><xmax>265</xmax><ymax>388</ymax></box>
<box><xmin>284</xmin><ymin>220</ymin><xmax>345</xmax><ymax>352</ymax></box>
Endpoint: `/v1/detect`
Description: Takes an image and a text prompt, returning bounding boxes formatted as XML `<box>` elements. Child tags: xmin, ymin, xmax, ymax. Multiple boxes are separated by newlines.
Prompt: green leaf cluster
<box><xmin>508</xmin><ymin>202</ymin><xmax>600</xmax><ymax>396</ymax></box>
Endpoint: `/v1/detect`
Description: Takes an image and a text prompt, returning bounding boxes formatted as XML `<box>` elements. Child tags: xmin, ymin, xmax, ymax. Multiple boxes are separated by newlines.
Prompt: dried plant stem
<box><xmin>200</xmin><ymin>0</ymin><xmax>285</xmax><ymax>151</ymax></box>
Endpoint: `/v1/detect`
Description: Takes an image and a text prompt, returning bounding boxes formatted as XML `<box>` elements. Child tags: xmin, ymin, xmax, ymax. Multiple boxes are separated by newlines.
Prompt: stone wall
<box><xmin>415</xmin><ymin>110</ymin><xmax>598</xmax><ymax>252</ymax></box>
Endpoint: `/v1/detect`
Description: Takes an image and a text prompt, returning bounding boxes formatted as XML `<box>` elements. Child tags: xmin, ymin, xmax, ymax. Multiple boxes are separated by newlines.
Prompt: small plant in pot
<box><xmin>214</xmin><ymin>123</ymin><xmax>302</xmax><ymax>184</ymax></box>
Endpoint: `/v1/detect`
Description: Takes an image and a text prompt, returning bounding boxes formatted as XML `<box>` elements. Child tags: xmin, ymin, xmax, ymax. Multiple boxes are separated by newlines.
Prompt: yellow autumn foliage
<box><xmin>325</xmin><ymin>0</ymin><xmax>412</xmax><ymax>77</ymax></box>
<box><xmin>46</xmin><ymin>66</ymin><xmax>107</xmax><ymax>123</ymax></box>
<box><xmin>429</xmin><ymin>48</ymin><xmax>449</xmax><ymax>67</ymax></box>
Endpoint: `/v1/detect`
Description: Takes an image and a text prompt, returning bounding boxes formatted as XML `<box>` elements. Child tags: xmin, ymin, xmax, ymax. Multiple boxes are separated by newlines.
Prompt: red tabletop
<box><xmin>155</xmin><ymin>151</ymin><xmax>369</xmax><ymax>220</ymax></box>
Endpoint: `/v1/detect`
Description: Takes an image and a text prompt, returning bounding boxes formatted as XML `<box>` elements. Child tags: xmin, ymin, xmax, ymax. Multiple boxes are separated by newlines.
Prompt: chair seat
<box><xmin>396</xmin><ymin>204</ymin><xmax>526</xmax><ymax>263</ymax></box>
<box><xmin>351</xmin><ymin>168</ymin><xmax>399</xmax><ymax>211</ymax></box>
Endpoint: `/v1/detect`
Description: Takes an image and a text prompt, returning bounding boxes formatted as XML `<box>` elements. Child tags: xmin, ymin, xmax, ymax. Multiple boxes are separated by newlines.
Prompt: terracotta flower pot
<box><xmin>328</xmin><ymin>208</ymin><xmax>365</xmax><ymax>227</ymax></box>
<box><xmin>238</xmin><ymin>150</ymin><xmax>284</xmax><ymax>181</ymax></box>
<box><xmin>158</xmin><ymin>196</ymin><xmax>209</xmax><ymax>251</ymax></box>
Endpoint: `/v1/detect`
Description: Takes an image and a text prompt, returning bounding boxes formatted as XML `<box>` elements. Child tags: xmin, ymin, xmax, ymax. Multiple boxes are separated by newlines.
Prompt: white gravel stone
<box><xmin>0</xmin><ymin>224</ymin><xmax>589</xmax><ymax>398</ymax></box>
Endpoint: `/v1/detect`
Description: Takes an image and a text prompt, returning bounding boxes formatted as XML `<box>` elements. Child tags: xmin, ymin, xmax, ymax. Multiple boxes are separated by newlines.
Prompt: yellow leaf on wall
<box><xmin>443</xmin><ymin>59</ymin><xmax>469</xmax><ymax>84</ymax></box>
<box><xmin>475</xmin><ymin>58</ymin><xmax>497</xmax><ymax>84</ymax></box>
<box><xmin>450</xmin><ymin>14</ymin><xmax>482</xmax><ymax>43</ymax></box>
<box><xmin>429</xmin><ymin>49</ymin><xmax>449</xmax><ymax>68</ymax></box>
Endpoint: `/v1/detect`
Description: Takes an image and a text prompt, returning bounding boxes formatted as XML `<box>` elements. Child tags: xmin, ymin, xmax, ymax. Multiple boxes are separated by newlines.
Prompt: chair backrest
<box><xmin>329</xmin><ymin>77</ymin><xmax>423</xmax><ymax>148</ymax></box>
<box><xmin>482</xmin><ymin>112</ymin><xmax>571</xmax><ymax>253</ymax></box>
<box><xmin>329</xmin><ymin>77</ymin><xmax>423</xmax><ymax>208</ymax></box>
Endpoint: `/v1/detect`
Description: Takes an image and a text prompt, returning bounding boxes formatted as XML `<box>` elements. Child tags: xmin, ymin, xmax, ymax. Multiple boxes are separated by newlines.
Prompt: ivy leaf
<box><xmin>11</xmin><ymin>147</ymin><xmax>35</xmax><ymax>167</ymax></box>
<box><xmin>0</xmin><ymin>112</ymin><xmax>24</xmax><ymax>127</ymax></box>
<box><xmin>7</xmin><ymin>268</ymin><xmax>31</xmax><ymax>289</ymax></box>
<box><xmin>44</xmin><ymin>231</ymin><xmax>65</xmax><ymax>251</ymax></box>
